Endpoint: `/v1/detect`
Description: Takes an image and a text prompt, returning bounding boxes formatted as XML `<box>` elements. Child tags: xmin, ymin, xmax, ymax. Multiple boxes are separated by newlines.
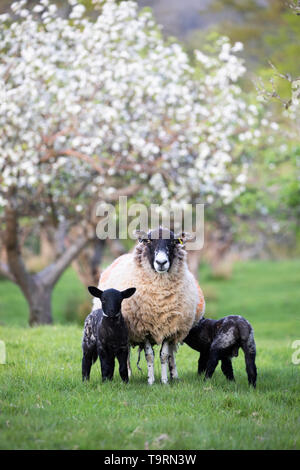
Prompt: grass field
<box><xmin>0</xmin><ymin>260</ymin><xmax>300</xmax><ymax>450</ymax></box>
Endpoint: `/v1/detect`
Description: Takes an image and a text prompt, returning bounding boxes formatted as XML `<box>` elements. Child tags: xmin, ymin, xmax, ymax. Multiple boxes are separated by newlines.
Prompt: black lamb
<box><xmin>82</xmin><ymin>286</ymin><xmax>136</xmax><ymax>383</ymax></box>
<box><xmin>184</xmin><ymin>315</ymin><xmax>257</xmax><ymax>387</ymax></box>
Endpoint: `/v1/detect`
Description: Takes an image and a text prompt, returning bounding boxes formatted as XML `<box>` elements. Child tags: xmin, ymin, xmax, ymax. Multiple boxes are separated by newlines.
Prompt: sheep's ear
<box><xmin>174</xmin><ymin>232</ymin><xmax>195</xmax><ymax>245</ymax></box>
<box><xmin>121</xmin><ymin>287</ymin><xmax>136</xmax><ymax>299</ymax></box>
<box><xmin>88</xmin><ymin>286</ymin><xmax>103</xmax><ymax>299</ymax></box>
<box><xmin>133</xmin><ymin>229</ymin><xmax>148</xmax><ymax>242</ymax></box>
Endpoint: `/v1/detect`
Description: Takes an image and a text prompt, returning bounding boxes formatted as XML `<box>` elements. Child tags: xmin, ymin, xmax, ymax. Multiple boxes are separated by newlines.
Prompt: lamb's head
<box><xmin>134</xmin><ymin>227</ymin><xmax>191</xmax><ymax>274</ymax></box>
<box><xmin>88</xmin><ymin>286</ymin><xmax>136</xmax><ymax>318</ymax></box>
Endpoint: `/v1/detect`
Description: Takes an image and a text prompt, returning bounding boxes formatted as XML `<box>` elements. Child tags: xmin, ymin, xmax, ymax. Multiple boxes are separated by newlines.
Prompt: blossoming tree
<box><xmin>0</xmin><ymin>0</ymin><xmax>262</xmax><ymax>324</ymax></box>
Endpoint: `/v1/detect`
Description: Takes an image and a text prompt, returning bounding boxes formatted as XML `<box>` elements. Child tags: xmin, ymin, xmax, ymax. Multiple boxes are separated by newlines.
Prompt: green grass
<box><xmin>0</xmin><ymin>260</ymin><xmax>300</xmax><ymax>449</ymax></box>
<box><xmin>0</xmin><ymin>268</ymin><xmax>87</xmax><ymax>327</ymax></box>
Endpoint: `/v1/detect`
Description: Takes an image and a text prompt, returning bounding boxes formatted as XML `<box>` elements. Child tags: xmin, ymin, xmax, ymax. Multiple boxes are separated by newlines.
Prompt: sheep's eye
<box><xmin>142</xmin><ymin>239</ymin><xmax>151</xmax><ymax>244</ymax></box>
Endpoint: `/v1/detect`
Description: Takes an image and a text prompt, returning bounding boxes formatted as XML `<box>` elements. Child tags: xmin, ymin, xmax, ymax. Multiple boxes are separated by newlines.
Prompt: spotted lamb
<box><xmin>184</xmin><ymin>315</ymin><xmax>257</xmax><ymax>387</ymax></box>
<box><xmin>82</xmin><ymin>286</ymin><xmax>136</xmax><ymax>382</ymax></box>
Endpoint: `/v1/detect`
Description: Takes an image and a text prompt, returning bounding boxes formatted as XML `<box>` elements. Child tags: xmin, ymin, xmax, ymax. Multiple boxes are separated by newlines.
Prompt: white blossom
<box><xmin>0</xmin><ymin>0</ymin><xmax>264</xmax><ymax>214</ymax></box>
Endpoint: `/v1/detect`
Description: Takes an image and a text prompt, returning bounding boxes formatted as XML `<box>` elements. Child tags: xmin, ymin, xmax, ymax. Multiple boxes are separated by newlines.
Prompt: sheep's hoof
<box><xmin>170</xmin><ymin>377</ymin><xmax>180</xmax><ymax>383</ymax></box>
<box><xmin>170</xmin><ymin>374</ymin><xmax>179</xmax><ymax>381</ymax></box>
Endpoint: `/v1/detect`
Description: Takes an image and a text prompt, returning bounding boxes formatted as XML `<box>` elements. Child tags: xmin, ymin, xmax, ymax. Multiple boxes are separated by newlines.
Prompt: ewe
<box><xmin>93</xmin><ymin>227</ymin><xmax>205</xmax><ymax>384</ymax></box>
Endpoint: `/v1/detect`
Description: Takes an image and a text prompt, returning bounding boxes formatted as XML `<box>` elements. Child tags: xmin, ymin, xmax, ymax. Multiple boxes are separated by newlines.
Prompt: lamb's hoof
<box><xmin>161</xmin><ymin>379</ymin><xmax>169</xmax><ymax>385</ymax></box>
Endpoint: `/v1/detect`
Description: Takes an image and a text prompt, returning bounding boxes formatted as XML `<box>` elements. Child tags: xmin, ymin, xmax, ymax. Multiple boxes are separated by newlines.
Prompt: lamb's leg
<box><xmin>242</xmin><ymin>345</ymin><xmax>257</xmax><ymax>387</ymax></box>
<box><xmin>117</xmin><ymin>349</ymin><xmax>129</xmax><ymax>383</ymax></box>
<box><xmin>82</xmin><ymin>349</ymin><xmax>94</xmax><ymax>381</ymax></box>
<box><xmin>82</xmin><ymin>315</ymin><xmax>97</xmax><ymax>381</ymax></box>
<box><xmin>205</xmin><ymin>347</ymin><xmax>220</xmax><ymax>380</ymax></box>
<box><xmin>221</xmin><ymin>357</ymin><xmax>235</xmax><ymax>381</ymax></box>
<box><xmin>198</xmin><ymin>351</ymin><xmax>209</xmax><ymax>375</ymax></box>
<box><xmin>160</xmin><ymin>340</ymin><xmax>169</xmax><ymax>384</ymax></box>
<box><xmin>241</xmin><ymin>333</ymin><xmax>257</xmax><ymax>388</ymax></box>
<box><xmin>99</xmin><ymin>349</ymin><xmax>115</xmax><ymax>381</ymax></box>
<box><xmin>144</xmin><ymin>339</ymin><xmax>155</xmax><ymax>385</ymax></box>
<box><xmin>168</xmin><ymin>342</ymin><xmax>179</xmax><ymax>380</ymax></box>
<box><xmin>245</xmin><ymin>352</ymin><xmax>257</xmax><ymax>388</ymax></box>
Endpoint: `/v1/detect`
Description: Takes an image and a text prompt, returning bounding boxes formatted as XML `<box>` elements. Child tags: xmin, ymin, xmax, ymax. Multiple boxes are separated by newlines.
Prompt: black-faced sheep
<box><xmin>92</xmin><ymin>227</ymin><xmax>205</xmax><ymax>384</ymax></box>
<box><xmin>82</xmin><ymin>286</ymin><xmax>136</xmax><ymax>382</ymax></box>
<box><xmin>183</xmin><ymin>315</ymin><xmax>257</xmax><ymax>387</ymax></box>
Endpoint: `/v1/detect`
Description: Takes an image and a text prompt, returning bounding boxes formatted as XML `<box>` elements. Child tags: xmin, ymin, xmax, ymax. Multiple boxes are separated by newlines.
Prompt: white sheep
<box><xmin>93</xmin><ymin>227</ymin><xmax>205</xmax><ymax>384</ymax></box>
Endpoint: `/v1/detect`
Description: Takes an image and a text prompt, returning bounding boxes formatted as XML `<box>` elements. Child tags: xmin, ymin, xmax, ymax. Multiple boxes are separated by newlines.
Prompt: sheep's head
<box><xmin>134</xmin><ymin>227</ymin><xmax>191</xmax><ymax>274</ymax></box>
<box><xmin>88</xmin><ymin>287</ymin><xmax>136</xmax><ymax>318</ymax></box>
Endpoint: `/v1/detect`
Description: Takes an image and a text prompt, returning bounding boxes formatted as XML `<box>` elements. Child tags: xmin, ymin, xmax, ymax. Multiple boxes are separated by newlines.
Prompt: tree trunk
<box><xmin>4</xmin><ymin>194</ymin><xmax>91</xmax><ymax>325</ymax></box>
<box><xmin>39</xmin><ymin>228</ymin><xmax>55</xmax><ymax>264</ymax></box>
<box><xmin>27</xmin><ymin>282</ymin><xmax>53</xmax><ymax>326</ymax></box>
<box><xmin>72</xmin><ymin>239</ymin><xmax>104</xmax><ymax>287</ymax></box>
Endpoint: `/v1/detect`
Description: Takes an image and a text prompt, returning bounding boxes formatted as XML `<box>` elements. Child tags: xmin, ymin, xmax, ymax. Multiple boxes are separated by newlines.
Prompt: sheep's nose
<box><xmin>156</xmin><ymin>259</ymin><xmax>167</xmax><ymax>268</ymax></box>
<box><xmin>154</xmin><ymin>251</ymin><xmax>169</xmax><ymax>272</ymax></box>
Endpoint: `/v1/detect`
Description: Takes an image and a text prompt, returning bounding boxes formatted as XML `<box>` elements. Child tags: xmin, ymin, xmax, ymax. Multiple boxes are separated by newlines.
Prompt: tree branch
<box><xmin>106</xmin><ymin>183</ymin><xmax>143</xmax><ymax>201</ymax></box>
<box><xmin>0</xmin><ymin>261</ymin><xmax>16</xmax><ymax>283</ymax></box>
<box><xmin>4</xmin><ymin>196</ymin><xmax>34</xmax><ymax>297</ymax></box>
<box><xmin>40</xmin><ymin>148</ymin><xmax>106</xmax><ymax>175</ymax></box>
<box><xmin>38</xmin><ymin>234</ymin><xmax>90</xmax><ymax>287</ymax></box>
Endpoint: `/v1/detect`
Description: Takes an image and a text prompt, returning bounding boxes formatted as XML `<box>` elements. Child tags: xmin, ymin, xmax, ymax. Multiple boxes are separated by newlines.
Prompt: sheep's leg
<box><xmin>242</xmin><ymin>345</ymin><xmax>257</xmax><ymax>388</ymax></box>
<box><xmin>82</xmin><ymin>346</ymin><xmax>98</xmax><ymax>381</ymax></box>
<box><xmin>136</xmin><ymin>345</ymin><xmax>143</xmax><ymax>372</ymax></box>
<box><xmin>82</xmin><ymin>349</ymin><xmax>94</xmax><ymax>381</ymax></box>
<box><xmin>117</xmin><ymin>349</ymin><xmax>129</xmax><ymax>383</ymax></box>
<box><xmin>204</xmin><ymin>347</ymin><xmax>220</xmax><ymax>380</ymax></box>
<box><xmin>160</xmin><ymin>340</ymin><xmax>169</xmax><ymax>384</ymax></box>
<box><xmin>241</xmin><ymin>336</ymin><xmax>257</xmax><ymax>388</ymax></box>
<box><xmin>168</xmin><ymin>342</ymin><xmax>179</xmax><ymax>380</ymax></box>
<box><xmin>144</xmin><ymin>339</ymin><xmax>155</xmax><ymax>385</ymax></box>
<box><xmin>198</xmin><ymin>351</ymin><xmax>209</xmax><ymax>375</ymax></box>
<box><xmin>221</xmin><ymin>357</ymin><xmax>235</xmax><ymax>381</ymax></box>
<box><xmin>245</xmin><ymin>352</ymin><xmax>257</xmax><ymax>388</ymax></box>
<box><xmin>99</xmin><ymin>349</ymin><xmax>115</xmax><ymax>381</ymax></box>
<box><xmin>127</xmin><ymin>346</ymin><xmax>132</xmax><ymax>378</ymax></box>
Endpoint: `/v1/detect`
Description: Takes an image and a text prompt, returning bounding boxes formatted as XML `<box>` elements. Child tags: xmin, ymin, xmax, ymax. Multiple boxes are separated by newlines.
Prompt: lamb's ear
<box><xmin>174</xmin><ymin>232</ymin><xmax>195</xmax><ymax>245</ymax></box>
<box><xmin>121</xmin><ymin>287</ymin><xmax>136</xmax><ymax>299</ymax></box>
<box><xmin>88</xmin><ymin>286</ymin><xmax>103</xmax><ymax>299</ymax></box>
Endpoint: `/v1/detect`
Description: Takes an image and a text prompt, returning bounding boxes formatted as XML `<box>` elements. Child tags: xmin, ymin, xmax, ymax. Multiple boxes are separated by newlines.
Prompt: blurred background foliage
<box><xmin>0</xmin><ymin>0</ymin><xmax>299</xmax><ymax>325</ymax></box>
<box><xmin>0</xmin><ymin>0</ymin><xmax>299</xmax><ymax>249</ymax></box>
<box><xmin>1</xmin><ymin>0</ymin><xmax>298</xmax><ymax>88</ymax></box>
